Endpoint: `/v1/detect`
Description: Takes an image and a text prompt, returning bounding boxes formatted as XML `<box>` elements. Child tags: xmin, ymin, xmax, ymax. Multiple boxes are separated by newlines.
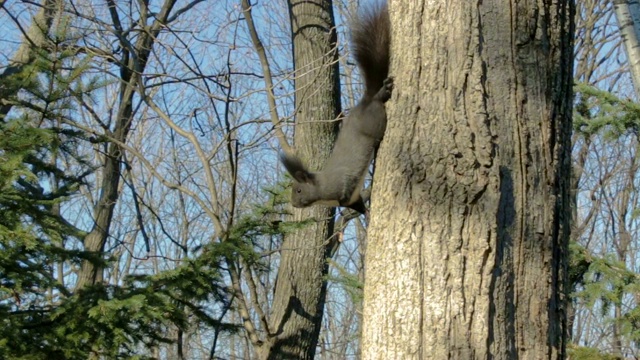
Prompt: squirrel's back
<box><xmin>351</xmin><ymin>3</ymin><xmax>390</xmax><ymax>100</ymax></box>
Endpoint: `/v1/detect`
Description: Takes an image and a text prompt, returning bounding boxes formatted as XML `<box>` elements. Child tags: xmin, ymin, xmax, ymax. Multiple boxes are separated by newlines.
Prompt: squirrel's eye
<box><xmin>296</xmin><ymin>188</ymin><xmax>302</xmax><ymax>193</ymax></box>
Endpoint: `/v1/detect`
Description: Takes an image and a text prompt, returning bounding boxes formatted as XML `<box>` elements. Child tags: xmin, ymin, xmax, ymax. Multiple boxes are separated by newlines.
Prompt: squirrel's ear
<box><xmin>280</xmin><ymin>152</ymin><xmax>310</xmax><ymax>179</ymax></box>
<box><xmin>295</xmin><ymin>170</ymin><xmax>315</xmax><ymax>184</ymax></box>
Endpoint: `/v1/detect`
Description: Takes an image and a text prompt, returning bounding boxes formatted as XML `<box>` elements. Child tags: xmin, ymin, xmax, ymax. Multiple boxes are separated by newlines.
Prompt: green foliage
<box><xmin>0</xmin><ymin>21</ymin><xmax>236</xmax><ymax>359</ymax></box>
<box><xmin>0</xmin><ymin>52</ymin><xmax>94</xmax><ymax>357</ymax></box>
<box><xmin>570</xmin><ymin>243</ymin><xmax>640</xmax><ymax>346</ymax></box>
<box><xmin>0</xmin><ymin>124</ymin><xmax>88</xmax><ymax>357</ymax></box>
<box><xmin>0</xmin><ymin>20</ymin><xmax>98</xmax><ymax>357</ymax></box>
<box><xmin>0</xmin><ymin>13</ymin><xmax>311</xmax><ymax>358</ymax></box>
<box><xmin>2</xmin><ymin>277</ymin><xmax>234</xmax><ymax>359</ymax></box>
<box><xmin>0</xmin><ymin>133</ymin><xmax>80</xmax><ymax>290</ymax></box>
<box><xmin>0</xmin><ymin>149</ymin><xmax>300</xmax><ymax>358</ymax></box>
<box><xmin>574</xmin><ymin>82</ymin><xmax>640</xmax><ymax>138</ymax></box>
<box><xmin>0</xmin><ymin>46</ymin><xmax>100</xmax><ymax>356</ymax></box>
<box><xmin>571</xmin><ymin>84</ymin><xmax>640</xmax><ymax>353</ymax></box>
<box><xmin>327</xmin><ymin>260</ymin><xmax>363</xmax><ymax>307</ymax></box>
<box><xmin>568</xmin><ymin>344</ymin><xmax>624</xmax><ymax>360</ymax></box>
<box><xmin>569</xmin><ymin>242</ymin><xmax>595</xmax><ymax>291</ymax></box>
<box><xmin>227</xmin><ymin>181</ymin><xmax>313</xmax><ymax>259</ymax></box>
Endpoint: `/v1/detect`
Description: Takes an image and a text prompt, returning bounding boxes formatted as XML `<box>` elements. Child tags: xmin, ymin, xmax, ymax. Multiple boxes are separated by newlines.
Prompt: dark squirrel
<box><xmin>281</xmin><ymin>3</ymin><xmax>392</xmax><ymax>215</ymax></box>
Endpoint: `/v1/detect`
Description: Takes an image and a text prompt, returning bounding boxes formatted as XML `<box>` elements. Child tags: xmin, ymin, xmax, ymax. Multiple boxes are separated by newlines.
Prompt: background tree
<box><xmin>569</xmin><ymin>0</ymin><xmax>640</xmax><ymax>358</ymax></box>
<box><xmin>613</xmin><ymin>0</ymin><xmax>640</xmax><ymax>93</ymax></box>
<box><xmin>256</xmin><ymin>0</ymin><xmax>341</xmax><ymax>357</ymax></box>
<box><xmin>0</xmin><ymin>18</ymin><xmax>236</xmax><ymax>358</ymax></box>
<box><xmin>1</xmin><ymin>0</ymin><xmax>372</xmax><ymax>357</ymax></box>
<box><xmin>21</xmin><ymin>0</ymin><xmax>640</xmax><ymax>358</ymax></box>
<box><xmin>362</xmin><ymin>0</ymin><xmax>574</xmax><ymax>358</ymax></box>
<box><xmin>0</xmin><ymin>0</ymin><xmax>261</xmax><ymax>357</ymax></box>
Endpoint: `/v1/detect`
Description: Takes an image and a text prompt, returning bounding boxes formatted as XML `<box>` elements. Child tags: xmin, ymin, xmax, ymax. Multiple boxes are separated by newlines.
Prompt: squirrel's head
<box><xmin>280</xmin><ymin>152</ymin><xmax>320</xmax><ymax>208</ymax></box>
<box><xmin>290</xmin><ymin>174</ymin><xmax>319</xmax><ymax>207</ymax></box>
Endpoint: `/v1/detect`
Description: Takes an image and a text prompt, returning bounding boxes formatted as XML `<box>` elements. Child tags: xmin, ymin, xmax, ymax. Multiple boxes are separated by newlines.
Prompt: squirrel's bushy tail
<box><xmin>351</xmin><ymin>3</ymin><xmax>390</xmax><ymax>100</ymax></box>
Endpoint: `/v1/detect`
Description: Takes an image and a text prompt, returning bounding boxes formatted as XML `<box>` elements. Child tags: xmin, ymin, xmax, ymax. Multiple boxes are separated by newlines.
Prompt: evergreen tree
<box><xmin>0</xmin><ymin>21</ymin><xmax>245</xmax><ymax>359</ymax></box>
<box><xmin>570</xmin><ymin>83</ymin><xmax>640</xmax><ymax>359</ymax></box>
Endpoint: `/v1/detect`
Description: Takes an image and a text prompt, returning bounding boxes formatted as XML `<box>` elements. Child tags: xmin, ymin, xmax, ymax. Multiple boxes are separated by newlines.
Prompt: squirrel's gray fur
<box><xmin>281</xmin><ymin>3</ymin><xmax>392</xmax><ymax>214</ymax></box>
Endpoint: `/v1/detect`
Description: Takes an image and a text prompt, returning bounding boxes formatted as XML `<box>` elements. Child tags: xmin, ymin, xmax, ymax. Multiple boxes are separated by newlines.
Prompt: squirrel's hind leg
<box><xmin>374</xmin><ymin>77</ymin><xmax>394</xmax><ymax>102</ymax></box>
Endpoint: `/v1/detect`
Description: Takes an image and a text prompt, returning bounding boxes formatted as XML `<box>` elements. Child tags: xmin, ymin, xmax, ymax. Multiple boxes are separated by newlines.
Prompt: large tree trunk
<box><xmin>261</xmin><ymin>0</ymin><xmax>340</xmax><ymax>358</ymax></box>
<box><xmin>362</xmin><ymin>0</ymin><xmax>574</xmax><ymax>359</ymax></box>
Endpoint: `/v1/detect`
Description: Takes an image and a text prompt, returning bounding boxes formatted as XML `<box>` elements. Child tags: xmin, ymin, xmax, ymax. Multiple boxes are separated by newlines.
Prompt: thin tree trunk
<box><xmin>75</xmin><ymin>0</ymin><xmax>179</xmax><ymax>289</ymax></box>
<box><xmin>261</xmin><ymin>0</ymin><xmax>340</xmax><ymax>358</ymax></box>
<box><xmin>613</xmin><ymin>0</ymin><xmax>640</xmax><ymax>96</ymax></box>
<box><xmin>362</xmin><ymin>0</ymin><xmax>574</xmax><ymax>359</ymax></box>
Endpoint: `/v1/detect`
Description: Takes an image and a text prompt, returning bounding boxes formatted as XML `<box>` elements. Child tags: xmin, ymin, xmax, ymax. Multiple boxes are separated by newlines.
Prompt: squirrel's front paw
<box><xmin>377</xmin><ymin>76</ymin><xmax>394</xmax><ymax>102</ymax></box>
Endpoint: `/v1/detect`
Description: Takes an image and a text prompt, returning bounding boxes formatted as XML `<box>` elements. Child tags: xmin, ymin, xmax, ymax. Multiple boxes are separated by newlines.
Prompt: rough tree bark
<box><xmin>261</xmin><ymin>0</ymin><xmax>340</xmax><ymax>358</ymax></box>
<box><xmin>362</xmin><ymin>0</ymin><xmax>574</xmax><ymax>359</ymax></box>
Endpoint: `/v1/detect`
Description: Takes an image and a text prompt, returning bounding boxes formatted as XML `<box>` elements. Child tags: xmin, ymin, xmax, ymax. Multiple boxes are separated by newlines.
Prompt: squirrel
<box><xmin>280</xmin><ymin>3</ymin><xmax>392</xmax><ymax>215</ymax></box>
